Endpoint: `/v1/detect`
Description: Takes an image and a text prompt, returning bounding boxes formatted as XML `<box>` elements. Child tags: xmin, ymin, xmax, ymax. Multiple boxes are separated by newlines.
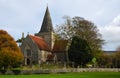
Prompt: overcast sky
<box><xmin>0</xmin><ymin>0</ymin><xmax>120</xmax><ymax>51</ymax></box>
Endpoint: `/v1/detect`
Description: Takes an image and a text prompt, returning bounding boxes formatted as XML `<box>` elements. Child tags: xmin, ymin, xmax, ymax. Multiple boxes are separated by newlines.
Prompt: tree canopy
<box><xmin>55</xmin><ymin>16</ymin><xmax>104</xmax><ymax>57</ymax></box>
<box><xmin>0</xmin><ymin>30</ymin><xmax>23</xmax><ymax>70</ymax></box>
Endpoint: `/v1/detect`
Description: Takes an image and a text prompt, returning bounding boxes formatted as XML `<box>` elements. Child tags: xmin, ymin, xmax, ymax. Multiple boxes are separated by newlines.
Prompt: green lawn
<box><xmin>0</xmin><ymin>72</ymin><xmax>120</xmax><ymax>78</ymax></box>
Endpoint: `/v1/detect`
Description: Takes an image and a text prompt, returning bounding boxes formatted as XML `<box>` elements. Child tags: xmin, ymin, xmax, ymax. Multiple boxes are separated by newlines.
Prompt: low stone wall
<box><xmin>71</xmin><ymin>68</ymin><xmax>120</xmax><ymax>72</ymax></box>
<box><xmin>0</xmin><ymin>68</ymin><xmax>120</xmax><ymax>75</ymax></box>
<box><xmin>51</xmin><ymin>68</ymin><xmax>120</xmax><ymax>73</ymax></box>
<box><xmin>0</xmin><ymin>69</ymin><xmax>50</xmax><ymax>75</ymax></box>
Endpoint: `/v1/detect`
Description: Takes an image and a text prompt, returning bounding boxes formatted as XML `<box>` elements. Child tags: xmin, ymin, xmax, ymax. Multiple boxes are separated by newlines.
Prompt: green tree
<box><xmin>112</xmin><ymin>47</ymin><xmax>120</xmax><ymax>68</ymax></box>
<box><xmin>68</xmin><ymin>36</ymin><xmax>92</xmax><ymax>67</ymax></box>
<box><xmin>0</xmin><ymin>30</ymin><xmax>23</xmax><ymax>70</ymax></box>
<box><xmin>97</xmin><ymin>52</ymin><xmax>113</xmax><ymax>68</ymax></box>
<box><xmin>55</xmin><ymin>16</ymin><xmax>104</xmax><ymax>57</ymax></box>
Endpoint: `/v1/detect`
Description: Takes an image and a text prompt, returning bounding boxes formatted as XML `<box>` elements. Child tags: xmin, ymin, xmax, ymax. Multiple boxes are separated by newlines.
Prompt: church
<box><xmin>20</xmin><ymin>6</ymin><xmax>68</xmax><ymax>65</ymax></box>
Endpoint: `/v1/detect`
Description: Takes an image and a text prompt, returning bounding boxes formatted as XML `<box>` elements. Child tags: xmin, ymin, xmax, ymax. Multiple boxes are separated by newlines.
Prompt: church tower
<box><xmin>35</xmin><ymin>6</ymin><xmax>55</xmax><ymax>49</ymax></box>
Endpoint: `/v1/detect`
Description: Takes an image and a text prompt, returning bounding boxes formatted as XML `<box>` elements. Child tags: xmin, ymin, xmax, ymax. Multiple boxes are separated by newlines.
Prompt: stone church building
<box><xmin>20</xmin><ymin>6</ymin><xmax>68</xmax><ymax>65</ymax></box>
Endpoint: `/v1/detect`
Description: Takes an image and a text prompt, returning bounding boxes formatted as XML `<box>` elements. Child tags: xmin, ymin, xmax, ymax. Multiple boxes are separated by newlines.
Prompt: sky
<box><xmin>0</xmin><ymin>0</ymin><xmax>120</xmax><ymax>51</ymax></box>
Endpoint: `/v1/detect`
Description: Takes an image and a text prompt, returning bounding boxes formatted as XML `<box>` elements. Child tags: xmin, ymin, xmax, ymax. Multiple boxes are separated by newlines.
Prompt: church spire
<box><xmin>39</xmin><ymin>6</ymin><xmax>53</xmax><ymax>33</ymax></box>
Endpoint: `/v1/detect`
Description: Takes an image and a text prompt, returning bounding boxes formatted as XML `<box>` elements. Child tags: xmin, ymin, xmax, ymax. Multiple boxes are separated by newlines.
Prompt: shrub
<box><xmin>11</xmin><ymin>68</ymin><xmax>21</xmax><ymax>75</ymax></box>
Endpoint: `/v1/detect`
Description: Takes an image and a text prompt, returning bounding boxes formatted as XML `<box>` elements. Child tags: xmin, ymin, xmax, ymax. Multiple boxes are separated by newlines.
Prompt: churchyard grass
<box><xmin>0</xmin><ymin>72</ymin><xmax>120</xmax><ymax>78</ymax></box>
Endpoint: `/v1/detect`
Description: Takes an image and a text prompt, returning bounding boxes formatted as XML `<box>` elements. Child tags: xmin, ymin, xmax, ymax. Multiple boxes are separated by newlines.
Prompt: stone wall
<box><xmin>1</xmin><ymin>68</ymin><xmax>120</xmax><ymax>75</ymax></box>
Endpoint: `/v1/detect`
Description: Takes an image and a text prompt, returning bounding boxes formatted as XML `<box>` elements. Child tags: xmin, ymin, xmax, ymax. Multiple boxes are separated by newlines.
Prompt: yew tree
<box><xmin>0</xmin><ymin>30</ymin><xmax>23</xmax><ymax>70</ymax></box>
<box><xmin>68</xmin><ymin>36</ymin><xmax>92</xmax><ymax>67</ymax></box>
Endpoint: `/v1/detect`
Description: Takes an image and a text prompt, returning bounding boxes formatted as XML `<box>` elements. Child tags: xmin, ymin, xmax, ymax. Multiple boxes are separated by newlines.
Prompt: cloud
<box><xmin>99</xmin><ymin>15</ymin><xmax>120</xmax><ymax>50</ymax></box>
<box><xmin>0</xmin><ymin>0</ymin><xmax>42</xmax><ymax>38</ymax></box>
<box><xmin>0</xmin><ymin>0</ymin><xmax>120</xmax><ymax>50</ymax></box>
<box><xmin>111</xmin><ymin>15</ymin><xmax>120</xmax><ymax>26</ymax></box>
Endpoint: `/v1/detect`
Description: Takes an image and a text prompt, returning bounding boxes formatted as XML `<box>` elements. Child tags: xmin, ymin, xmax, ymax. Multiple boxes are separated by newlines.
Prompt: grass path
<box><xmin>0</xmin><ymin>72</ymin><xmax>120</xmax><ymax>78</ymax></box>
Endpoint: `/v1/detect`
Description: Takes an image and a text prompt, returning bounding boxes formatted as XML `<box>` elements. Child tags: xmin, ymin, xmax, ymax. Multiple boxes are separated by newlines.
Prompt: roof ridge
<box><xmin>29</xmin><ymin>34</ymin><xmax>43</xmax><ymax>40</ymax></box>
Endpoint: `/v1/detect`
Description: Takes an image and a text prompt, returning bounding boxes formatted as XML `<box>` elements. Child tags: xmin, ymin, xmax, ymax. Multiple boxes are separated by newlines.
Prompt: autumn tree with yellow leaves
<box><xmin>0</xmin><ymin>30</ymin><xmax>23</xmax><ymax>70</ymax></box>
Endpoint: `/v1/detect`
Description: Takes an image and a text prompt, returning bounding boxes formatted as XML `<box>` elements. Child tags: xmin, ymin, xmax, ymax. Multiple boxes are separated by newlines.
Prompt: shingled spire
<box><xmin>39</xmin><ymin>6</ymin><xmax>53</xmax><ymax>33</ymax></box>
<box><xmin>35</xmin><ymin>6</ymin><xmax>55</xmax><ymax>49</ymax></box>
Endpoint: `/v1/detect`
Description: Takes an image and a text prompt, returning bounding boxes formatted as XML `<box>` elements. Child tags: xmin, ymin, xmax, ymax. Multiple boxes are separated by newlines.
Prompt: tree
<box><xmin>97</xmin><ymin>52</ymin><xmax>113</xmax><ymax>68</ymax></box>
<box><xmin>68</xmin><ymin>36</ymin><xmax>92</xmax><ymax>67</ymax></box>
<box><xmin>55</xmin><ymin>16</ymin><xmax>104</xmax><ymax>57</ymax></box>
<box><xmin>0</xmin><ymin>30</ymin><xmax>23</xmax><ymax>70</ymax></box>
<box><xmin>55</xmin><ymin>16</ymin><xmax>75</xmax><ymax>40</ymax></box>
<box><xmin>112</xmin><ymin>47</ymin><xmax>120</xmax><ymax>68</ymax></box>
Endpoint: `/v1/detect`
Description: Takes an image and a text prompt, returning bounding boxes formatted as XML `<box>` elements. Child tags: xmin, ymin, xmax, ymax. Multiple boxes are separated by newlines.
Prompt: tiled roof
<box><xmin>52</xmin><ymin>40</ymin><xmax>68</xmax><ymax>53</ymax></box>
<box><xmin>29</xmin><ymin>35</ymin><xmax>50</xmax><ymax>51</ymax></box>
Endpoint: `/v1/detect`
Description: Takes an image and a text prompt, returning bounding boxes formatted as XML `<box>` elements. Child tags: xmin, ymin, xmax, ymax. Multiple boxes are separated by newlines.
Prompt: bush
<box><xmin>12</xmin><ymin>68</ymin><xmax>21</xmax><ymax>75</ymax></box>
<box><xmin>0</xmin><ymin>69</ymin><xmax>6</xmax><ymax>74</ymax></box>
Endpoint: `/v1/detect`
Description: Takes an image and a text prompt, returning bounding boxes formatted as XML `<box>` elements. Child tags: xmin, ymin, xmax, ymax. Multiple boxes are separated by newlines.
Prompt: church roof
<box><xmin>39</xmin><ymin>6</ymin><xmax>53</xmax><ymax>33</ymax></box>
<box><xmin>29</xmin><ymin>35</ymin><xmax>51</xmax><ymax>51</ymax></box>
<box><xmin>52</xmin><ymin>40</ymin><xmax>68</xmax><ymax>53</ymax></box>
